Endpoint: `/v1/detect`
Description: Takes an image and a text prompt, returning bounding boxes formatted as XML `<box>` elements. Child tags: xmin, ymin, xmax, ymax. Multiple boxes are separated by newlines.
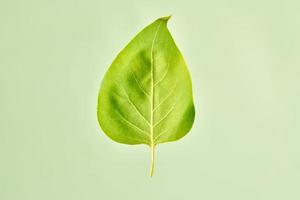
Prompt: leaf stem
<box><xmin>150</xmin><ymin>144</ymin><xmax>155</xmax><ymax>177</ymax></box>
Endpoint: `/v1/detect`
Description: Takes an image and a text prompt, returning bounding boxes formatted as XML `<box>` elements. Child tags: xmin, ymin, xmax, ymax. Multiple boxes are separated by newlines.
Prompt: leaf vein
<box><xmin>114</xmin><ymin>110</ymin><xmax>150</xmax><ymax>137</ymax></box>
<box><xmin>119</xmin><ymin>85</ymin><xmax>151</xmax><ymax>126</ymax></box>
<box><xmin>130</xmin><ymin>69</ymin><xmax>151</xmax><ymax>98</ymax></box>
<box><xmin>154</xmin><ymin>103</ymin><xmax>176</xmax><ymax>127</ymax></box>
<box><xmin>154</xmin><ymin>128</ymin><xmax>169</xmax><ymax>142</ymax></box>
<box><xmin>153</xmin><ymin>61</ymin><xmax>170</xmax><ymax>87</ymax></box>
<box><xmin>153</xmin><ymin>78</ymin><xmax>178</xmax><ymax>112</ymax></box>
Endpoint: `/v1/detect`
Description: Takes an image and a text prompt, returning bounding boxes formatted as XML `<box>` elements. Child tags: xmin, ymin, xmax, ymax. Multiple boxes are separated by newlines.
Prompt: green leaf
<box><xmin>97</xmin><ymin>16</ymin><xmax>195</xmax><ymax>176</ymax></box>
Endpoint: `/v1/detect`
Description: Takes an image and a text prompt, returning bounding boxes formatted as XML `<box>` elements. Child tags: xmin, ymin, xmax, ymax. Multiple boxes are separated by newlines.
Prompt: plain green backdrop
<box><xmin>1</xmin><ymin>0</ymin><xmax>300</xmax><ymax>199</ymax></box>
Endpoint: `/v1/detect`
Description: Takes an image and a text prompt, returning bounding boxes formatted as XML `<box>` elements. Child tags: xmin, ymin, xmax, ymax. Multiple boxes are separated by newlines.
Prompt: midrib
<box><xmin>149</xmin><ymin>22</ymin><xmax>162</xmax><ymax>176</ymax></box>
<box><xmin>150</xmin><ymin>22</ymin><xmax>162</xmax><ymax>147</ymax></box>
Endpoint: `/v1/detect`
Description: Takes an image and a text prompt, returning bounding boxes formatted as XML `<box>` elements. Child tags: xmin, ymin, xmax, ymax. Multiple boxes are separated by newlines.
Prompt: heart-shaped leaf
<box><xmin>97</xmin><ymin>16</ymin><xmax>195</xmax><ymax>176</ymax></box>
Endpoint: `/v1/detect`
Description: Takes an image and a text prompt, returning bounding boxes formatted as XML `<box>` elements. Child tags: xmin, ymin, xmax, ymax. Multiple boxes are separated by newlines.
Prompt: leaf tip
<box><xmin>158</xmin><ymin>15</ymin><xmax>172</xmax><ymax>22</ymax></box>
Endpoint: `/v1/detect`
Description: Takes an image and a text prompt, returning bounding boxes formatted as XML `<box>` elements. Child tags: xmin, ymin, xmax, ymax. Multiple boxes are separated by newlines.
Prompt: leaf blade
<box><xmin>97</xmin><ymin>16</ymin><xmax>195</xmax><ymax>174</ymax></box>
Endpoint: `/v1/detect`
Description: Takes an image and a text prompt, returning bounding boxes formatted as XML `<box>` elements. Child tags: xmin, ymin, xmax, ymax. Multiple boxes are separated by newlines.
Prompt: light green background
<box><xmin>1</xmin><ymin>0</ymin><xmax>300</xmax><ymax>199</ymax></box>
